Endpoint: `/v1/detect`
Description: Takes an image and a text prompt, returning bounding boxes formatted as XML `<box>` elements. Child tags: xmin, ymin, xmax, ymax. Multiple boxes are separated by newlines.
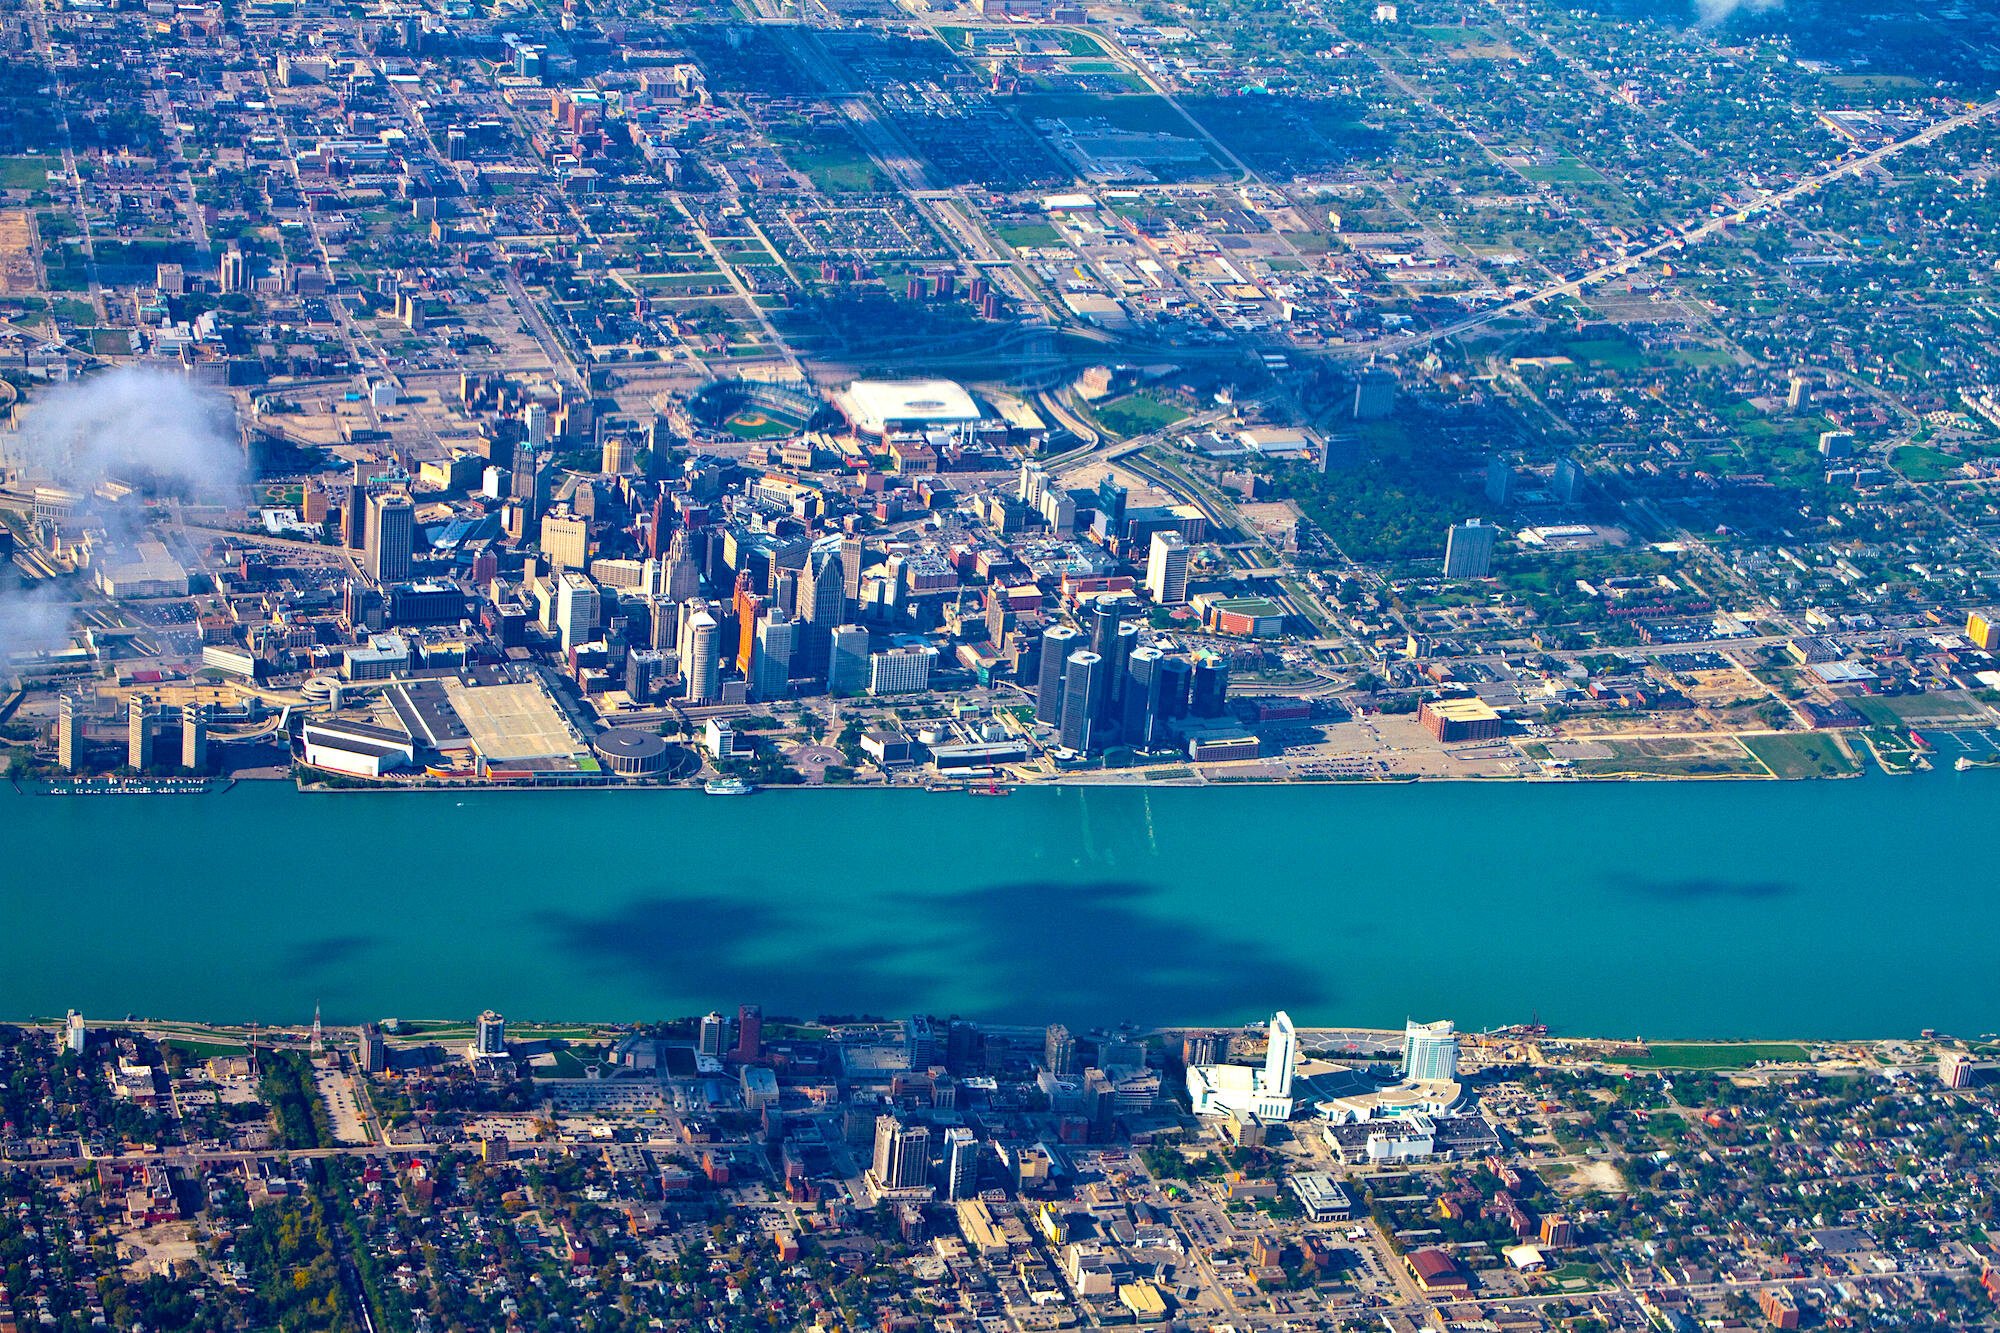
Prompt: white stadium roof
<box><xmin>837</xmin><ymin>379</ymin><xmax>981</xmax><ymax>435</ymax></box>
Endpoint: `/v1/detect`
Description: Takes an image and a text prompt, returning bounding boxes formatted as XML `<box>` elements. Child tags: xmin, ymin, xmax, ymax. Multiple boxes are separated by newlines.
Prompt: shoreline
<box><xmin>0</xmin><ymin>1013</ymin><xmax>1948</xmax><ymax>1049</ymax></box>
<box><xmin>21</xmin><ymin>753</ymin><xmax>1941</xmax><ymax>795</ymax></box>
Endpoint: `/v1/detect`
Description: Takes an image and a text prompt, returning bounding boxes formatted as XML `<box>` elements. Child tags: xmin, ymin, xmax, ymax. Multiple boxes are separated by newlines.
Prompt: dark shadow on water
<box><xmin>531</xmin><ymin>891</ymin><xmax>944</xmax><ymax>1017</ymax></box>
<box><xmin>277</xmin><ymin>933</ymin><xmax>379</xmax><ymax>977</ymax></box>
<box><xmin>894</xmin><ymin>879</ymin><xmax>1334</xmax><ymax>1024</ymax></box>
<box><xmin>532</xmin><ymin>881</ymin><xmax>1335</xmax><ymax>1024</ymax></box>
<box><xmin>1604</xmin><ymin>874</ymin><xmax>1796</xmax><ymax>901</ymax></box>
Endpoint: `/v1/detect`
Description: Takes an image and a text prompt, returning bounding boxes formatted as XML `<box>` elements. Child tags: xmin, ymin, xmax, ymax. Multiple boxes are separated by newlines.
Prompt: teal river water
<box><xmin>2</xmin><ymin>771</ymin><xmax>1995</xmax><ymax>1038</ymax></box>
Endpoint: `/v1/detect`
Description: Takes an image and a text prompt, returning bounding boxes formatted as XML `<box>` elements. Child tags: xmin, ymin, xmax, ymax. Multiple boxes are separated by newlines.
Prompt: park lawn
<box><xmin>1740</xmin><ymin>732</ymin><xmax>1860</xmax><ymax>780</ymax></box>
<box><xmin>1890</xmin><ymin>444</ymin><xmax>1961</xmax><ymax>482</ymax></box>
<box><xmin>1613</xmin><ymin>1042</ymin><xmax>1810</xmax><ymax>1070</ymax></box>
<box><xmin>0</xmin><ymin>158</ymin><xmax>49</xmax><ymax>189</ymax></box>
<box><xmin>1670</xmin><ymin>347</ymin><xmax>1736</xmax><ymax>369</ymax></box>
<box><xmin>996</xmin><ymin>221</ymin><xmax>1062</xmax><ymax>248</ymax></box>
<box><xmin>1093</xmin><ymin>392</ymin><xmax>1188</xmax><ymax>437</ymax></box>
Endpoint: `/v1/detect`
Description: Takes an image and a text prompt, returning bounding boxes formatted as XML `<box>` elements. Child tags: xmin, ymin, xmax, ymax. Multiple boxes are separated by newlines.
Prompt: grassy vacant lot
<box><xmin>996</xmin><ymin>221</ymin><xmax>1062</xmax><ymax>248</ymax></box>
<box><xmin>1741</xmin><ymin>732</ymin><xmax>1860</xmax><ymax>780</ymax></box>
<box><xmin>769</xmin><ymin>122</ymin><xmax>888</xmax><ymax>193</ymax></box>
<box><xmin>0</xmin><ymin>158</ymin><xmax>49</xmax><ymax>189</ymax></box>
<box><xmin>1613</xmin><ymin>1042</ymin><xmax>1810</xmax><ymax>1070</ymax></box>
<box><xmin>1563</xmin><ymin>736</ymin><xmax>1764</xmax><ymax>779</ymax></box>
<box><xmin>163</xmin><ymin>1038</ymin><xmax>249</xmax><ymax>1059</ymax></box>
<box><xmin>1853</xmin><ymin>692</ymin><xmax>1988</xmax><ymax>727</ymax></box>
<box><xmin>1560</xmin><ymin>335</ymin><xmax>1648</xmax><ymax>371</ymax></box>
<box><xmin>1890</xmin><ymin>444</ymin><xmax>1961</xmax><ymax>482</ymax></box>
<box><xmin>1093</xmin><ymin>392</ymin><xmax>1187</xmax><ymax>437</ymax></box>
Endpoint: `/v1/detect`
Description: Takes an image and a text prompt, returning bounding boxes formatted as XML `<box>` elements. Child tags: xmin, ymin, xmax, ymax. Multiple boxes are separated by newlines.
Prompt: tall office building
<box><xmin>839</xmin><ymin>536</ymin><xmax>866</xmax><ymax>600</ymax></box>
<box><xmin>1264</xmin><ymin>1011</ymin><xmax>1296</xmax><ymax>1097</ymax></box>
<box><xmin>1089</xmin><ymin>593</ymin><xmax>1131</xmax><ymax>661</ymax></box>
<box><xmin>126</xmin><ymin>693</ymin><xmax>152</xmax><ymax>771</ymax></box>
<box><xmin>665</xmin><ymin>528</ymin><xmax>703</xmax><ymax>601</ymax></box>
<box><xmin>540</xmin><ymin>510</ymin><xmax>590</xmax><ymax>571</ymax></box>
<box><xmin>750</xmin><ymin>615</ymin><xmax>796</xmax><ymax>702</ymax></box>
<box><xmin>523</xmin><ymin>401</ymin><xmax>550</xmax><ymax>449</ymax></box>
<box><xmin>734</xmin><ymin>1004</ymin><xmax>763</xmax><ymax>1062</ymax></box>
<box><xmin>942</xmin><ymin>1126</ymin><xmax>978</xmax><ymax>1201</ymax></box>
<box><xmin>1058</xmin><ymin>650</ymin><xmax>1106</xmax><ymax>752</ymax></box>
<box><xmin>1484</xmin><ymin>456</ymin><xmax>1513</xmax><ymax>506</ymax></box>
<box><xmin>698</xmin><ymin>1011</ymin><xmax>727</xmax><ymax>1058</ymax></box>
<box><xmin>1190</xmin><ymin>653</ymin><xmax>1230</xmax><ymax>718</ymax></box>
<box><xmin>828</xmin><ymin>624</ymin><xmax>871</xmax><ymax>695</ymax></box>
<box><xmin>1034</xmin><ymin>625</ymin><xmax>1079</xmax><ymax>726</ymax></box>
<box><xmin>218</xmin><ymin>246</ymin><xmax>249</xmax><ymax>294</ymax></box>
<box><xmin>556</xmin><ymin>573</ymin><xmax>600</xmax><ymax>651</ymax></box>
<box><xmin>359</xmin><ymin>1023</ymin><xmax>386</xmax><ymax>1074</ymax></box>
<box><xmin>1156</xmin><ymin>655</ymin><xmax>1192</xmax><ymax>723</ymax></box>
<box><xmin>343</xmin><ymin>481</ymin><xmax>370</xmax><ymax>550</ymax></box>
<box><xmin>1553</xmin><ymin>456</ymin><xmax>1583</xmax><ymax>502</ymax></box>
<box><xmin>1091</xmin><ymin>595</ymin><xmax>1136</xmax><ymax>732</ymax></box>
<box><xmin>57</xmin><ymin>693</ymin><xmax>84</xmax><ymax>773</ymax></box>
<box><xmin>1402</xmin><ymin>1019</ymin><xmax>1458</xmax><ymax>1083</ymax></box>
<box><xmin>366</xmin><ymin>492</ymin><xmax>415</xmax><ymax>585</ymax></box>
<box><xmin>180</xmin><ymin>703</ymin><xmax>209</xmax><ymax>772</ymax></box>
<box><xmin>510</xmin><ymin>442</ymin><xmax>540</xmax><ymax>504</ymax></box>
<box><xmin>1044</xmin><ymin>1024</ymin><xmax>1078</xmax><ymax>1078</ymax></box>
<box><xmin>795</xmin><ymin>545</ymin><xmax>846</xmax><ymax>679</ymax></box>
<box><xmin>601</xmin><ymin>433</ymin><xmax>631</xmax><ymax>475</ymax></box>
<box><xmin>474</xmin><ymin>1010</ymin><xmax>507</xmax><ymax>1057</ymax></box>
<box><xmin>1443</xmin><ymin>520</ymin><xmax>1498</xmax><ymax>579</ymax></box>
<box><xmin>646</xmin><ymin>597</ymin><xmax>681</xmax><ymax>651</ymax></box>
<box><xmin>1146</xmin><ymin>531</ymin><xmax>1190</xmax><ymax>605</ymax></box>
<box><xmin>1121</xmin><ymin>646</ymin><xmax>1166</xmax><ymax>750</ymax></box>
<box><xmin>680</xmin><ymin>608</ymin><xmax>721</xmax><ymax>704</ymax></box>
<box><xmin>871</xmin><ymin>1116</ymin><xmax>931</xmax><ymax>1191</ymax></box>
<box><xmin>1107</xmin><ymin>622</ymin><xmax>1141</xmax><ymax>735</ymax></box>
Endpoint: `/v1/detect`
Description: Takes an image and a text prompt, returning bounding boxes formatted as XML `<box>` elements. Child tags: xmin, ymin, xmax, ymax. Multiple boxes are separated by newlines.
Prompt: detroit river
<box><xmin>4</xmin><ymin>770</ymin><xmax>1996</xmax><ymax>1038</ymax></box>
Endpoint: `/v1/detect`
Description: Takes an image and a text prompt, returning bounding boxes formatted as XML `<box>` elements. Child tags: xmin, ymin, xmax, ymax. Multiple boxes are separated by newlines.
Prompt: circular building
<box><xmin>594</xmin><ymin>727</ymin><xmax>669</xmax><ymax>777</ymax></box>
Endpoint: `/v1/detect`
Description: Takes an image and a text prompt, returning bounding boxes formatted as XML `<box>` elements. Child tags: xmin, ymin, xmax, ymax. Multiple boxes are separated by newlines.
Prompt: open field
<box><xmin>1853</xmin><ymin>692</ymin><xmax>1989</xmax><ymax>727</ymax></box>
<box><xmin>1610</xmin><ymin>1042</ymin><xmax>1811</xmax><ymax>1070</ymax></box>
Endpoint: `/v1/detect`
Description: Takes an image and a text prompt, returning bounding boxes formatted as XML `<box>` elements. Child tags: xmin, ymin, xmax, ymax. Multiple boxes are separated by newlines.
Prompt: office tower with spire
<box><xmin>795</xmin><ymin>544</ymin><xmax>846</xmax><ymax>681</ymax></box>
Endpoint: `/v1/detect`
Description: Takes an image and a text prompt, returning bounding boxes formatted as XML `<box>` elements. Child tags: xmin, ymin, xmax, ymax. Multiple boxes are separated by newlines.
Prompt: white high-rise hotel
<box><xmin>1403</xmin><ymin>1019</ymin><xmax>1459</xmax><ymax>1083</ymax></box>
<box><xmin>1187</xmin><ymin>1011</ymin><xmax>1297</xmax><ymax>1121</ymax></box>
